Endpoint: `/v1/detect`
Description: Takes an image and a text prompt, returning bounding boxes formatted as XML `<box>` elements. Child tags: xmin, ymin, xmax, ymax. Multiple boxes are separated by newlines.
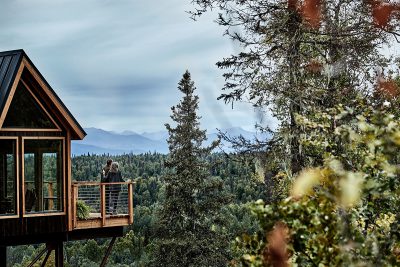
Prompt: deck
<box><xmin>71</xmin><ymin>181</ymin><xmax>134</xmax><ymax>230</ymax></box>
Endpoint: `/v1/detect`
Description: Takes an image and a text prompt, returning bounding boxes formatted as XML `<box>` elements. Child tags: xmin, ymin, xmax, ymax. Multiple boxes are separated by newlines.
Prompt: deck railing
<box><xmin>71</xmin><ymin>181</ymin><xmax>134</xmax><ymax>229</ymax></box>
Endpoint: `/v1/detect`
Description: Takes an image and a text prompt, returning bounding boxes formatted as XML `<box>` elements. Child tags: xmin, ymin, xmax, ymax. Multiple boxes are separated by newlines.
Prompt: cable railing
<box><xmin>71</xmin><ymin>181</ymin><xmax>134</xmax><ymax>229</ymax></box>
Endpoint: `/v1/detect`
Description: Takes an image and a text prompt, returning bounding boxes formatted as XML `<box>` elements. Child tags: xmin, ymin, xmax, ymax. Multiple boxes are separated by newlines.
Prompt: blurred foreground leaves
<box><xmin>238</xmin><ymin>100</ymin><xmax>400</xmax><ymax>266</ymax></box>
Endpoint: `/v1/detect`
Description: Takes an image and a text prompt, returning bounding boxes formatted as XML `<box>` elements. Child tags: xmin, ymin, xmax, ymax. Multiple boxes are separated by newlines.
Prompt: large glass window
<box><xmin>3</xmin><ymin>83</ymin><xmax>56</xmax><ymax>129</ymax></box>
<box><xmin>24</xmin><ymin>139</ymin><xmax>63</xmax><ymax>213</ymax></box>
<box><xmin>0</xmin><ymin>139</ymin><xmax>17</xmax><ymax>216</ymax></box>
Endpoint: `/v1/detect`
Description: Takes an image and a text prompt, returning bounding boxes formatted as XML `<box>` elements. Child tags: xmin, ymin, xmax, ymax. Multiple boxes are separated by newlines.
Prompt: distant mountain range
<box><xmin>71</xmin><ymin>127</ymin><xmax>264</xmax><ymax>156</ymax></box>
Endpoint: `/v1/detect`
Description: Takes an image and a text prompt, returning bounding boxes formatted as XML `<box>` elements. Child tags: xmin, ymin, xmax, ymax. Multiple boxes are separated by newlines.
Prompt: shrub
<box><xmin>76</xmin><ymin>200</ymin><xmax>91</xmax><ymax>220</ymax></box>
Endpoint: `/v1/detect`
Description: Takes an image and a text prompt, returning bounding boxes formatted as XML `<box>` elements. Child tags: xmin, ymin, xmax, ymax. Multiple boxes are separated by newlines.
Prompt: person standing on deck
<box><xmin>104</xmin><ymin>162</ymin><xmax>124</xmax><ymax>215</ymax></box>
<box><xmin>101</xmin><ymin>159</ymin><xmax>113</xmax><ymax>214</ymax></box>
<box><xmin>101</xmin><ymin>159</ymin><xmax>113</xmax><ymax>181</ymax></box>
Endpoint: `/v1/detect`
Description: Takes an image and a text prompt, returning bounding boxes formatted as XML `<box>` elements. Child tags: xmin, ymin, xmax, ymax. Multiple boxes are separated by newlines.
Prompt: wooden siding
<box><xmin>0</xmin><ymin>215</ymin><xmax>66</xmax><ymax>238</ymax></box>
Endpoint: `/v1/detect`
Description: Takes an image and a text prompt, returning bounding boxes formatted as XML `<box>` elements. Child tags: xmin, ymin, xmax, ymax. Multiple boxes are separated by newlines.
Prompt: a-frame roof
<box><xmin>0</xmin><ymin>49</ymin><xmax>86</xmax><ymax>140</ymax></box>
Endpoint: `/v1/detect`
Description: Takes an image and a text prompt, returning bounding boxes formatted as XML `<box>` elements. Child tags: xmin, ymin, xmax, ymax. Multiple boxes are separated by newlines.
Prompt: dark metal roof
<box><xmin>0</xmin><ymin>49</ymin><xmax>24</xmax><ymax>117</ymax></box>
<box><xmin>0</xmin><ymin>49</ymin><xmax>86</xmax><ymax>139</ymax></box>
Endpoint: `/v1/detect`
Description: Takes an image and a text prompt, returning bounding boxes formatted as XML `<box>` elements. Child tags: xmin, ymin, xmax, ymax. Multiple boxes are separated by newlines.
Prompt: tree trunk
<box><xmin>287</xmin><ymin>9</ymin><xmax>303</xmax><ymax>174</ymax></box>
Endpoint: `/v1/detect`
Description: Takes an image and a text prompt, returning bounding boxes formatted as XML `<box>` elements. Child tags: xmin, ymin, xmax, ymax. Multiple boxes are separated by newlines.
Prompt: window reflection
<box><xmin>24</xmin><ymin>140</ymin><xmax>63</xmax><ymax>213</ymax></box>
<box><xmin>0</xmin><ymin>139</ymin><xmax>17</xmax><ymax>215</ymax></box>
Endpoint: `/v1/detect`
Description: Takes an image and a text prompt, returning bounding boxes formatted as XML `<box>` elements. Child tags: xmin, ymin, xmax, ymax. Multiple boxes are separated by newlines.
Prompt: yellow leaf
<box><xmin>291</xmin><ymin>168</ymin><xmax>322</xmax><ymax>198</ymax></box>
<box><xmin>340</xmin><ymin>172</ymin><xmax>364</xmax><ymax>208</ymax></box>
<box><xmin>391</xmin><ymin>131</ymin><xmax>400</xmax><ymax>145</ymax></box>
<box><xmin>328</xmin><ymin>159</ymin><xmax>345</xmax><ymax>176</ymax></box>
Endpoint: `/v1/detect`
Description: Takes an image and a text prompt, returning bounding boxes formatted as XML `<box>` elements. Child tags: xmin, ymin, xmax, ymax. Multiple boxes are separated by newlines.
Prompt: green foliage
<box><xmin>76</xmin><ymin>200</ymin><xmax>91</xmax><ymax>220</ymax></box>
<box><xmin>82</xmin><ymin>239</ymin><xmax>103</xmax><ymax>263</ymax></box>
<box><xmin>239</xmin><ymin>101</ymin><xmax>400</xmax><ymax>266</ymax></box>
<box><xmin>8</xmin><ymin>244</ymin><xmax>60</xmax><ymax>267</ymax></box>
<box><xmin>7</xmin><ymin>245</ymin><xmax>35</xmax><ymax>267</ymax></box>
<box><xmin>65</xmin><ymin>240</ymin><xmax>105</xmax><ymax>267</ymax></box>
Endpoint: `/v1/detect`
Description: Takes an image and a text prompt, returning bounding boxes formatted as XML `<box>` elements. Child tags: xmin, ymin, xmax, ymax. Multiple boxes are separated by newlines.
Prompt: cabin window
<box><xmin>0</xmin><ymin>139</ymin><xmax>17</xmax><ymax>216</ymax></box>
<box><xmin>3</xmin><ymin>83</ymin><xmax>57</xmax><ymax>129</ymax></box>
<box><xmin>24</xmin><ymin>139</ymin><xmax>63</xmax><ymax>214</ymax></box>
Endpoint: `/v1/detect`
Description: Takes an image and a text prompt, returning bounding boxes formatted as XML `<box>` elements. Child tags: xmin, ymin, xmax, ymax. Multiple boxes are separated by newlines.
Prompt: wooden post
<box><xmin>101</xmin><ymin>183</ymin><xmax>106</xmax><ymax>226</ymax></box>
<box><xmin>66</xmin><ymin>131</ymin><xmax>72</xmax><ymax>231</ymax></box>
<box><xmin>36</xmin><ymin>151</ymin><xmax>43</xmax><ymax>211</ymax></box>
<box><xmin>0</xmin><ymin>246</ymin><xmax>6</xmax><ymax>267</ymax></box>
<box><xmin>72</xmin><ymin>184</ymin><xmax>78</xmax><ymax>229</ymax></box>
<box><xmin>128</xmin><ymin>182</ymin><xmax>134</xmax><ymax>224</ymax></box>
<box><xmin>54</xmin><ymin>242</ymin><xmax>64</xmax><ymax>267</ymax></box>
<box><xmin>48</xmin><ymin>182</ymin><xmax>54</xmax><ymax>210</ymax></box>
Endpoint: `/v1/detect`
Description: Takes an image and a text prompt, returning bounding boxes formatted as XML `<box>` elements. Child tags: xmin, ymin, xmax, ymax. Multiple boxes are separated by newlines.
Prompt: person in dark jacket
<box><xmin>101</xmin><ymin>159</ymin><xmax>113</xmax><ymax>182</ymax></box>
<box><xmin>104</xmin><ymin>162</ymin><xmax>124</xmax><ymax>215</ymax></box>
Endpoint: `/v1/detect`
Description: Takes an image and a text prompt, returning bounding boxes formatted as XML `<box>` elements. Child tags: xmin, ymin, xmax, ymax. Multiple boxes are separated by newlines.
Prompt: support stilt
<box><xmin>54</xmin><ymin>241</ymin><xmax>64</xmax><ymax>267</ymax></box>
<box><xmin>0</xmin><ymin>246</ymin><xmax>6</xmax><ymax>267</ymax></box>
<box><xmin>28</xmin><ymin>247</ymin><xmax>47</xmax><ymax>267</ymax></box>
<box><xmin>100</xmin><ymin>237</ymin><xmax>116</xmax><ymax>267</ymax></box>
<box><xmin>40</xmin><ymin>250</ymin><xmax>52</xmax><ymax>267</ymax></box>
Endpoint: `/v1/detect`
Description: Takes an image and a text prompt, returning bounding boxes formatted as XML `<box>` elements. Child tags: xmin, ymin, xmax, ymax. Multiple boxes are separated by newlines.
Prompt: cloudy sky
<box><xmin>0</xmin><ymin>0</ymin><xmax>277</xmax><ymax>133</ymax></box>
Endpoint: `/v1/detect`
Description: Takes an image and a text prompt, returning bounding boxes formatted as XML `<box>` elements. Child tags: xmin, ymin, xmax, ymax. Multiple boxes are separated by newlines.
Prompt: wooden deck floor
<box><xmin>74</xmin><ymin>213</ymin><xmax>131</xmax><ymax>229</ymax></box>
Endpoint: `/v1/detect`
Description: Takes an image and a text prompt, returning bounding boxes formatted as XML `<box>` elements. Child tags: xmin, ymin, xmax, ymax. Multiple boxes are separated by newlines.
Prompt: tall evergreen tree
<box><xmin>191</xmin><ymin>0</ymin><xmax>398</xmax><ymax>174</ymax></box>
<box><xmin>150</xmin><ymin>71</ymin><xmax>230</xmax><ymax>267</ymax></box>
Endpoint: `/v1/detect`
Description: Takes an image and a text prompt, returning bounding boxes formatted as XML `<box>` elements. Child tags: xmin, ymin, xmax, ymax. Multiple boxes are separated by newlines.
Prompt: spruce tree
<box><xmin>150</xmin><ymin>71</ymin><xmax>230</xmax><ymax>267</ymax></box>
<box><xmin>192</xmin><ymin>0</ymin><xmax>398</xmax><ymax>174</ymax></box>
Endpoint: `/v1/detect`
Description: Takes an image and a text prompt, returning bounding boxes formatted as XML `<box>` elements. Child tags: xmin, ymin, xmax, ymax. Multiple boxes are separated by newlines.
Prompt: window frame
<box><xmin>0</xmin><ymin>137</ymin><xmax>19</xmax><ymax>219</ymax></box>
<box><xmin>22</xmin><ymin>137</ymin><xmax>66</xmax><ymax>217</ymax></box>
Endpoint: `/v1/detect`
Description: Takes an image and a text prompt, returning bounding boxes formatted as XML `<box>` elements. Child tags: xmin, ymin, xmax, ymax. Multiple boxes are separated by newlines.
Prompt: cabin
<box><xmin>0</xmin><ymin>49</ymin><xmax>134</xmax><ymax>266</ymax></box>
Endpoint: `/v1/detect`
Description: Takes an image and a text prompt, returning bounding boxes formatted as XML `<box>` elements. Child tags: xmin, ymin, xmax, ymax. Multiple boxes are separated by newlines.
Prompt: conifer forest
<box><xmin>5</xmin><ymin>0</ymin><xmax>400</xmax><ymax>266</ymax></box>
